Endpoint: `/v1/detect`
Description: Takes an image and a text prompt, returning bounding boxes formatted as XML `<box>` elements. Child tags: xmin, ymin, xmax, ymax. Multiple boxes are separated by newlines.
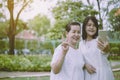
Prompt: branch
<box><xmin>15</xmin><ymin>0</ymin><xmax>31</xmax><ymax>28</ymax></box>
<box><xmin>86</xmin><ymin>0</ymin><xmax>90</xmax><ymax>5</ymax></box>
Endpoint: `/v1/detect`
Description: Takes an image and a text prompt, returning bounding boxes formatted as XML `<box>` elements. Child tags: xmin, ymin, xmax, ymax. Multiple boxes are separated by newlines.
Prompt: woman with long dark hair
<box><xmin>79</xmin><ymin>16</ymin><xmax>114</xmax><ymax>80</ymax></box>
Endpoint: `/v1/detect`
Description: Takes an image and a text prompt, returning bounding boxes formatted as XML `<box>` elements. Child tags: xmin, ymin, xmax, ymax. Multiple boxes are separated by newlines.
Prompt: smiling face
<box><xmin>66</xmin><ymin>25</ymin><xmax>81</xmax><ymax>46</ymax></box>
<box><xmin>86</xmin><ymin>19</ymin><xmax>97</xmax><ymax>39</ymax></box>
<box><xmin>82</xmin><ymin>16</ymin><xmax>98</xmax><ymax>40</ymax></box>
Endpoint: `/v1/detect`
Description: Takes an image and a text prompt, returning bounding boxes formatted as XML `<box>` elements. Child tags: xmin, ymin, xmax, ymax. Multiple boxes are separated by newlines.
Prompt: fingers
<box><xmin>98</xmin><ymin>37</ymin><xmax>104</xmax><ymax>44</ymax></box>
<box><xmin>103</xmin><ymin>42</ymin><xmax>110</xmax><ymax>52</ymax></box>
<box><xmin>61</xmin><ymin>42</ymin><xmax>69</xmax><ymax>48</ymax></box>
<box><xmin>61</xmin><ymin>38</ymin><xmax>69</xmax><ymax>54</ymax></box>
<box><xmin>97</xmin><ymin>40</ymin><xmax>110</xmax><ymax>52</ymax></box>
<box><xmin>90</xmin><ymin>66</ymin><xmax>96</xmax><ymax>73</ymax></box>
<box><xmin>85</xmin><ymin>64</ymin><xmax>96</xmax><ymax>74</ymax></box>
<box><xmin>97</xmin><ymin>40</ymin><xmax>105</xmax><ymax>51</ymax></box>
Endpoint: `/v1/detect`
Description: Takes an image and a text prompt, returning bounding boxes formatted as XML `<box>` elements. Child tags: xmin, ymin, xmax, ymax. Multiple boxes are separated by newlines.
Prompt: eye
<box><xmin>78</xmin><ymin>31</ymin><xmax>80</xmax><ymax>34</ymax></box>
<box><xmin>72</xmin><ymin>31</ymin><xmax>76</xmax><ymax>33</ymax></box>
<box><xmin>87</xmin><ymin>23</ymin><xmax>90</xmax><ymax>26</ymax></box>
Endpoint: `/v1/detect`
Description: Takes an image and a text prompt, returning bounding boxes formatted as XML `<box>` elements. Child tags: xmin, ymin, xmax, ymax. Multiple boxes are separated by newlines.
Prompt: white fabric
<box><xmin>79</xmin><ymin>39</ymin><xmax>114</xmax><ymax>80</ymax></box>
<box><xmin>50</xmin><ymin>44</ymin><xmax>84</xmax><ymax>80</ymax></box>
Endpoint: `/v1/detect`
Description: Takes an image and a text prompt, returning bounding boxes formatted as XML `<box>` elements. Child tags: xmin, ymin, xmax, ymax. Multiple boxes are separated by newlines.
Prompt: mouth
<box><xmin>88</xmin><ymin>30</ymin><xmax>95</xmax><ymax>32</ymax></box>
<box><xmin>73</xmin><ymin>37</ymin><xmax>80</xmax><ymax>41</ymax></box>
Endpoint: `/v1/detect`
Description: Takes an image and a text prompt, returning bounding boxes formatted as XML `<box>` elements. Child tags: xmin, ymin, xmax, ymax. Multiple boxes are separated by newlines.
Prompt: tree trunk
<box><xmin>9</xmin><ymin>34</ymin><xmax>15</xmax><ymax>55</ymax></box>
<box><xmin>7</xmin><ymin>0</ymin><xmax>15</xmax><ymax>55</ymax></box>
<box><xmin>8</xmin><ymin>11</ymin><xmax>15</xmax><ymax>55</ymax></box>
<box><xmin>7</xmin><ymin>0</ymin><xmax>31</xmax><ymax>54</ymax></box>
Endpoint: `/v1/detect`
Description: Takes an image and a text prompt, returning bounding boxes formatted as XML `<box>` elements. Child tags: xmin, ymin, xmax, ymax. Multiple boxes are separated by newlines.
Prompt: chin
<box><xmin>73</xmin><ymin>41</ymin><xmax>79</xmax><ymax>44</ymax></box>
<box><xmin>89</xmin><ymin>33</ymin><xmax>95</xmax><ymax>36</ymax></box>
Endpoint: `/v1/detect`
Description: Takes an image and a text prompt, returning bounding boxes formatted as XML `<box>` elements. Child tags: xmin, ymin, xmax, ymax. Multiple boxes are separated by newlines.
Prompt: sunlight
<box><xmin>19</xmin><ymin>0</ymin><xmax>57</xmax><ymax>22</ymax></box>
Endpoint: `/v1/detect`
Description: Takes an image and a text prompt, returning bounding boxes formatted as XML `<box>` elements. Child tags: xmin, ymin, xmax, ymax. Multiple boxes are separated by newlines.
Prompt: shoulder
<box><xmin>79</xmin><ymin>40</ymin><xmax>85</xmax><ymax>45</ymax></box>
<box><xmin>55</xmin><ymin>44</ymin><xmax>62</xmax><ymax>50</ymax></box>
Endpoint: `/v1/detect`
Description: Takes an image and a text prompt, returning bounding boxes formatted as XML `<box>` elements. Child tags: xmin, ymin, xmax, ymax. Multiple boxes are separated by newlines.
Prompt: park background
<box><xmin>0</xmin><ymin>0</ymin><xmax>120</xmax><ymax>80</ymax></box>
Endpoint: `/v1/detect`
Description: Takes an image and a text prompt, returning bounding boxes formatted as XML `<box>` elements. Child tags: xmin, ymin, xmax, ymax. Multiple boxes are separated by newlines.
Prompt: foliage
<box><xmin>16</xmin><ymin>20</ymin><xmax>29</xmax><ymax>34</ymax></box>
<box><xmin>0</xmin><ymin>22</ymin><xmax>8</xmax><ymax>39</ymax></box>
<box><xmin>108</xmin><ymin>8</ymin><xmax>120</xmax><ymax>31</ymax></box>
<box><xmin>108</xmin><ymin>41</ymin><xmax>120</xmax><ymax>60</ymax></box>
<box><xmin>0</xmin><ymin>19</ymin><xmax>28</xmax><ymax>39</ymax></box>
<box><xmin>108</xmin><ymin>31</ymin><xmax>120</xmax><ymax>41</ymax></box>
<box><xmin>0</xmin><ymin>40</ymin><xmax>8</xmax><ymax>50</ymax></box>
<box><xmin>27</xmin><ymin>14</ymin><xmax>50</xmax><ymax>36</ymax></box>
<box><xmin>85</xmin><ymin>0</ymin><xmax>120</xmax><ymax>30</ymax></box>
<box><xmin>110</xmin><ymin>47</ymin><xmax>119</xmax><ymax>54</ymax></box>
<box><xmin>49</xmin><ymin>0</ymin><xmax>98</xmax><ymax>40</ymax></box>
<box><xmin>108</xmin><ymin>0</ymin><xmax>120</xmax><ymax>8</ymax></box>
<box><xmin>0</xmin><ymin>54</ymin><xmax>52</xmax><ymax>71</ymax></box>
<box><xmin>0</xmin><ymin>39</ymin><xmax>61</xmax><ymax>55</ymax></box>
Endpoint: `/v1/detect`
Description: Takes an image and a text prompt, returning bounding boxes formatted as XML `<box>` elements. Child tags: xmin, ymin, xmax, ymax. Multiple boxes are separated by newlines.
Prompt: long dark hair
<box><xmin>82</xmin><ymin>16</ymin><xmax>99</xmax><ymax>40</ymax></box>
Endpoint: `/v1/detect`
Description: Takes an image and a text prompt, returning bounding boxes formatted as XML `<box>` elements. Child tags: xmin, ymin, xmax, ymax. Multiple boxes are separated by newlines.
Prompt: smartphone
<box><xmin>98</xmin><ymin>30</ymin><xmax>109</xmax><ymax>42</ymax></box>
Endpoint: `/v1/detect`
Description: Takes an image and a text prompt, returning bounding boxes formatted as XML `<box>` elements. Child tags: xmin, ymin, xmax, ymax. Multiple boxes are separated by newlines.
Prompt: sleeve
<box><xmin>79</xmin><ymin>41</ymin><xmax>87</xmax><ymax>63</ymax></box>
<box><xmin>51</xmin><ymin>45</ymin><xmax>62</xmax><ymax>66</ymax></box>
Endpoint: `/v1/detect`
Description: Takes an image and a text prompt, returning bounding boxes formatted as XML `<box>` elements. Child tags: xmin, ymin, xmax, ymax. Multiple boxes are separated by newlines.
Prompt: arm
<box><xmin>51</xmin><ymin>50</ymin><xmax>66</xmax><ymax>74</ymax></box>
<box><xmin>51</xmin><ymin>42</ymin><xmax>69</xmax><ymax>74</ymax></box>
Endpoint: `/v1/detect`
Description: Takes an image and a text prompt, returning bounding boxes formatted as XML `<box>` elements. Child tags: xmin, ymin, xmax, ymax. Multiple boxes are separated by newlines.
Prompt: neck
<box><xmin>86</xmin><ymin>36</ymin><xmax>93</xmax><ymax>41</ymax></box>
<box><xmin>69</xmin><ymin>43</ymin><xmax>78</xmax><ymax>49</ymax></box>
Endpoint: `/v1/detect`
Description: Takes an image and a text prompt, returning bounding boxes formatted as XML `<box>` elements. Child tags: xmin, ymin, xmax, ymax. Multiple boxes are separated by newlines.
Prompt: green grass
<box><xmin>114</xmin><ymin>71</ymin><xmax>120</xmax><ymax>80</ymax></box>
<box><xmin>0</xmin><ymin>76</ymin><xmax>49</xmax><ymax>80</ymax></box>
<box><xmin>0</xmin><ymin>71</ymin><xmax>120</xmax><ymax>80</ymax></box>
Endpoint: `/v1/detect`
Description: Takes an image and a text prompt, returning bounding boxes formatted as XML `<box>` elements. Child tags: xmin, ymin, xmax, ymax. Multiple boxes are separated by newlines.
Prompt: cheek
<box><xmin>66</xmin><ymin>33</ymin><xmax>72</xmax><ymax>38</ymax></box>
<box><xmin>85</xmin><ymin>27</ymin><xmax>89</xmax><ymax>31</ymax></box>
<box><xmin>94</xmin><ymin>28</ymin><xmax>97</xmax><ymax>33</ymax></box>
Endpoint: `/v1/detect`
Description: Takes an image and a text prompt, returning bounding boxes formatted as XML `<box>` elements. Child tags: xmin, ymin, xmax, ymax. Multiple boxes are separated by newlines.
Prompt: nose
<box><xmin>89</xmin><ymin>25</ymin><xmax>94</xmax><ymax>29</ymax></box>
<box><xmin>75</xmin><ymin>32</ymin><xmax>81</xmax><ymax>37</ymax></box>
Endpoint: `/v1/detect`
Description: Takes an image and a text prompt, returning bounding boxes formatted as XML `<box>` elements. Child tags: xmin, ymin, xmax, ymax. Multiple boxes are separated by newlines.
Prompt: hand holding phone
<box><xmin>97</xmin><ymin>31</ymin><xmax>110</xmax><ymax>52</ymax></box>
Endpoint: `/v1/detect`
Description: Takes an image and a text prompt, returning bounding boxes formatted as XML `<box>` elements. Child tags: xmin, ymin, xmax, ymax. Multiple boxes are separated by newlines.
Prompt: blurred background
<box><xmin>0</xmin><ymin>0</ymin><xmax>120</xmax><ymax>80</ymax></box>
<box><xmin>0</xmin><ymin>0</ymin><xmax>120</xmax><ymax>55</ymax></box>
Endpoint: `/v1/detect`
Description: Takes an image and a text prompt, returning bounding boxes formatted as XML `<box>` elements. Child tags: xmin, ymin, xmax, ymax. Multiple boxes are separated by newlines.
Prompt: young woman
<box><xmin>79</xmin><ymin>16</ymin><xmax>114</xmax><ymax>80</ymax></box>
<box><xmin>50</xmin><ymin>22</ymin><xmax>84</xmax><ymax>80</ymax></box>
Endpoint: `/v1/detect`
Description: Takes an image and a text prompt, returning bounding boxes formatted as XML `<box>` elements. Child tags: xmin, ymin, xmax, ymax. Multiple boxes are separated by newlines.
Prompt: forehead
<box><xmin>70</xmin><ymin>25</ymin><xmax>81</xmax><ymax>30</ymax></box>
<box><xmin>87</xmin><ymin>19</ymin><xmax>94</xmax><ymax>24</ymax></box>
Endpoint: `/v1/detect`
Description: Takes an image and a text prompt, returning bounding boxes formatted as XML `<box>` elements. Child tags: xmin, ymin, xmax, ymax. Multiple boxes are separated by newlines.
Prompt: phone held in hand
<box><xmin>98</xmin><ymin>30</ymin><xmax>109</xmax><ymax>42</ymax></box>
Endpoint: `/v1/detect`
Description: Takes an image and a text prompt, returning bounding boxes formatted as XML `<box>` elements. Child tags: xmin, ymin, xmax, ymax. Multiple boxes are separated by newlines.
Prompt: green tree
<box><xmin>0</xmin><ymin>19</ymin><xmax>28</xmax><ymax>39</ymax></box>
<box><xmin>27</xmin><ymin>14</ymin><xmax>50</xmax><ymax>36</ymax></box>
<box><xmin>0</xmin><ymin>22</ymin><xmax>8</xmax><ymax>39</ymax></box>
<box><xmin>108</xmin><ymin>8</ymin><xmax>120</xmax><ymax>31</ymax></box>
<box><xmin>49</xmin><ymin>0</ymin><xmax>98</xmax><ymax>40</ymax></box>
<box><xmin>5</xmin><ymin>0</ymin><xmax>32</xmax><ymax>55</ymax></box>
<box><xmin>106</xmin><ymin>0</ymin><xmax>120</xmax><ymax>31</ymax></box>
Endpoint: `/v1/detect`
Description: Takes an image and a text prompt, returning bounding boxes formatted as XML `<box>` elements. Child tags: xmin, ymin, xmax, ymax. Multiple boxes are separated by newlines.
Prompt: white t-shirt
<box><xmin>50</xmin><ymin>44</ymin><xmax>84</xmax><ymax>80</ymax></box>
<box><xmin>79</xmin><ymin>39</ymin><xmax>114</xmax><ymax>80</ymax></box>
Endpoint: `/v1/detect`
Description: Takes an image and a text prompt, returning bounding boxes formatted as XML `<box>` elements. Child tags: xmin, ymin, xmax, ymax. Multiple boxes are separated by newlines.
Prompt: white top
<box><xmin>50</xmin><ymin>44</ymin><xmax>84</xmax><ymax>80</ymax></box>
<box><xmin>79</xmin><ymin>39</ymin><xmax>114</xmax><ymax>80</ymax></box>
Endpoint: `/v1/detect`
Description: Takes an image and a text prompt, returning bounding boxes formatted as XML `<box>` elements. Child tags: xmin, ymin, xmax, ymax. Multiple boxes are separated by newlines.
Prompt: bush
<box><xmin>108</xmin><ymin>42</ymin><xmax>120</xmax><ymax>60</ymax></box>
<box><xmin>110</xmin><ymin>47</ymin><xmax>119</xmax><ymax>54</ymax></box>
<box><xmin>109</xmin><ymin>41</ymin><xmax>120</xmax><ymax>54</ymax></box>
<box><xmin>0</xmin><ymin>54</ymin><xmax>52</xmax><ymax>71</ymax></box>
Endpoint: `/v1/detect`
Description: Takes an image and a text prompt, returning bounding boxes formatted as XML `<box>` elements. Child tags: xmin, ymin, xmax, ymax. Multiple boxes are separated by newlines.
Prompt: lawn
<box><xmin>0</xmin><ymin>71</ymin><xmax>120</xmax><ymax>80</ymax></box>
<box><xmin>114</xmin><ymin>71</ymin><xmax>120</xmax><ymax>80</ymax></box>
<box><xmin>0</xmin><ymin>76</ymin><xmax>49</xmax><ymax>80</ymax></box>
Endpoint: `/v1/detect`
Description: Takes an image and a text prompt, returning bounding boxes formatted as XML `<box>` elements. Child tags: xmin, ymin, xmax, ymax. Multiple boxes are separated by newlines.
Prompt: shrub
<box><xmin>110</xmin><ymin>47</ymin><xmax>119</xmax><ymax>54</ymax></box>
<box><xmin>0</xmin><ymin>54</ymin><xmax>52</xmax><ymax>71</ymax></box>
